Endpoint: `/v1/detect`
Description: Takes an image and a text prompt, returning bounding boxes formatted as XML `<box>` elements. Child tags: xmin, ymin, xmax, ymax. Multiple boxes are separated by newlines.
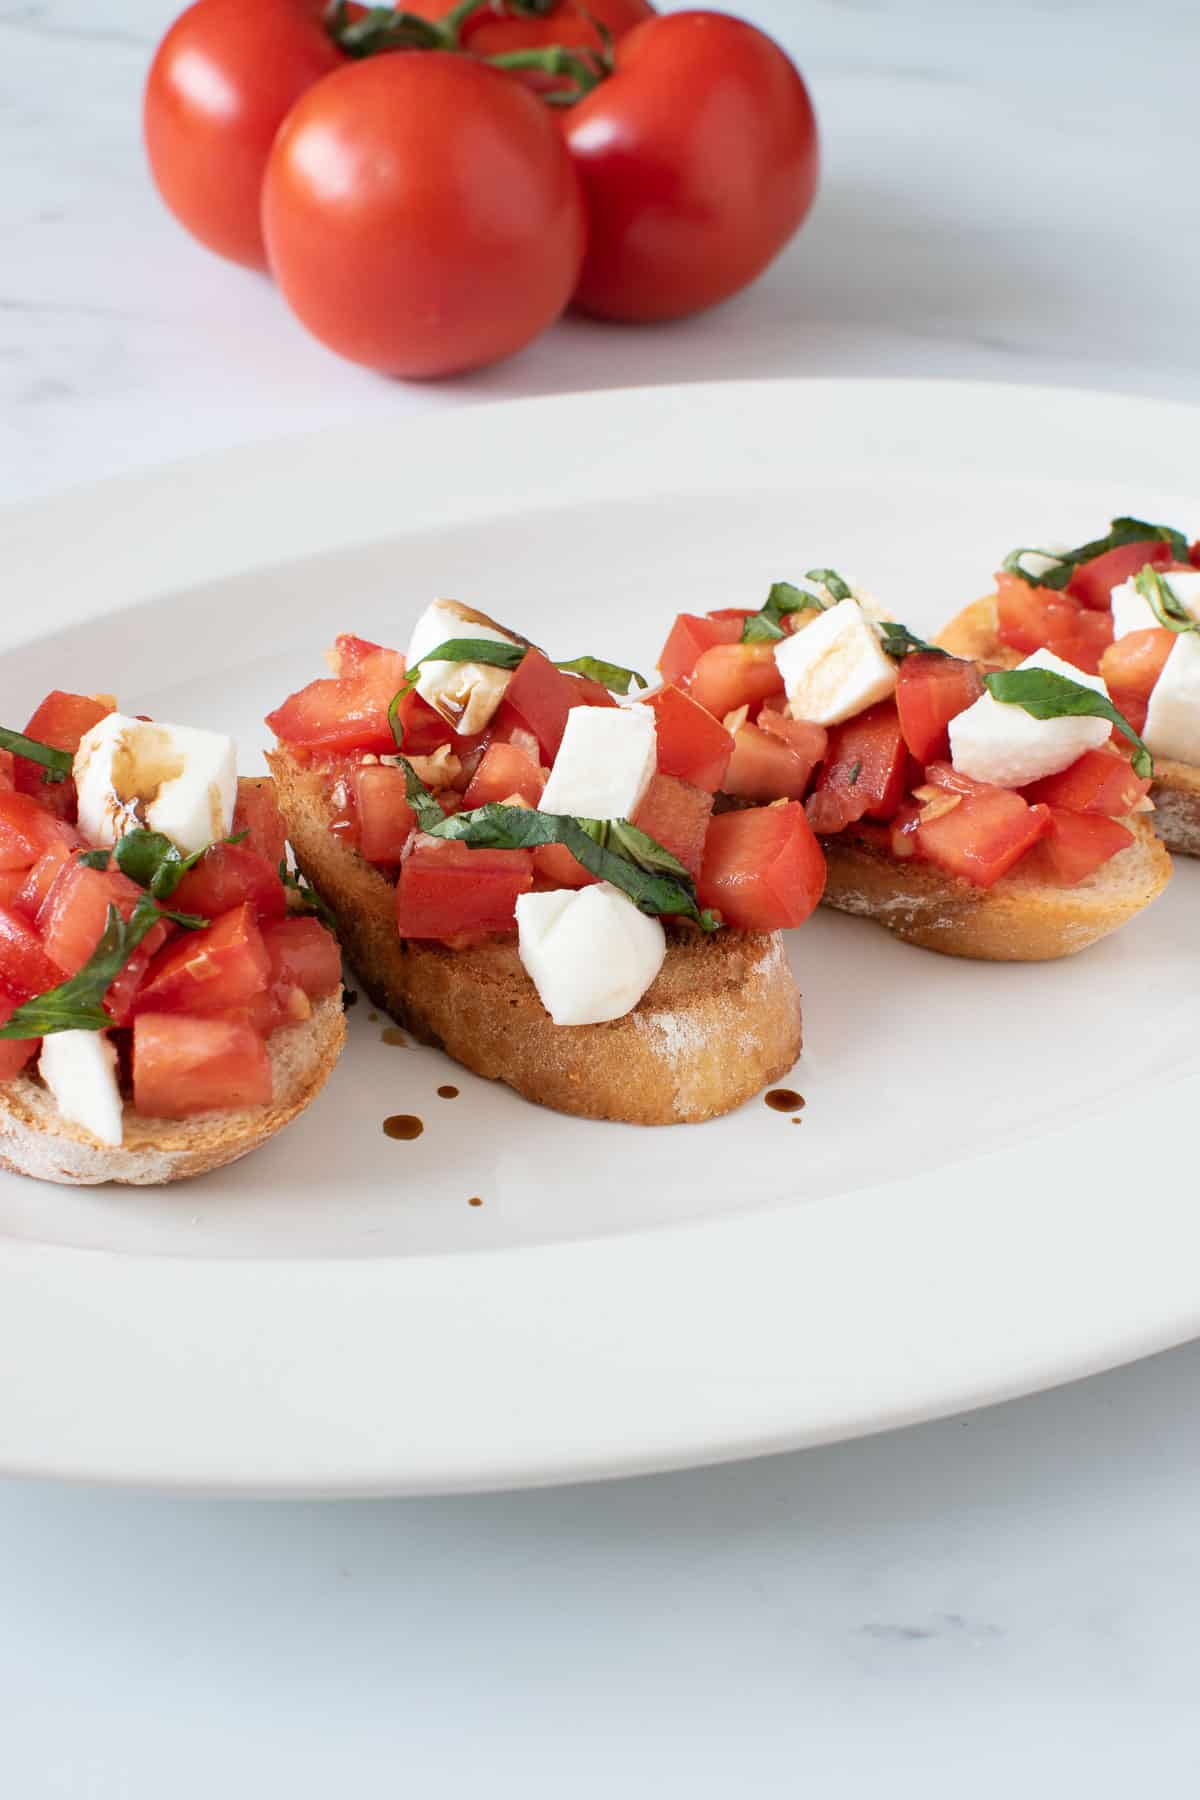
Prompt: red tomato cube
<box><xmin>687</xmin><ymin>644</ymin><xmax>785</xmax><ymax>721</ymax></box>
<box><xmin>0</xmin><ymin>993</ymin><xmax>38</xmax><ymax>1081</ymax></box>
<box><xmin>14</xmin><ymin>690</ymin><xmax>112</xmax><ymax>822</ymax></box>
<box><xmin>531</xmin><ymin>842</ymin><xmax>597</xmax><ymax>890</ymax></box>
<box><xmin>1021</xmin><ymin>747</ymin><xmax>1151</xmax><ymax>817</ymax></box>
<box><xmin>895</xmin><ymin>652</ymin><xmax>984</xmax><ymax>765</ymax></box>
<box><xmin>724</xmin><ymin>724</ymin><xmax>815</xmax><ymax>803</ymax></box>
<box><xmin>698</xmin><ymin>803</ymin><xmax>826</xmax><ymax>931</ymax></box>
<box><xmin>994</xmin><ymin>572</ymin><xmax>1112</xmax><ymax>674</ymax></box>
<box><xmin>172</xmin><ymin>843</ymin><xmax>288</xmax><ymax>921</ymax></box>
<box><xmin>0</xmin><ymin>791</ymin><xmax>74</xmax><ymax>871</ymax></box>
<box><xmin>915</xmin><ymin>768</ymin><xmax>1050</xmax><ymax>888</ymax></box>
<box><xmin>246</xmin><ymin>915</ymin><xmax>343</xmax><ymax>1032</ymax></box>
<box><xmin>494</xmin><ymin>649</ymin><xmax>614</xmax><ymax>764</ymax></box>
<box><xmin>632</xmin><ymin>774</ymin><xmax>713</xmax><ymax>879</ymax></box>
<box><xmin>396</xmin><ymin>840</ymin><xmax>533</xmax><ymax>940</ymax></box>
<box><xmin>265</xmin><ymin>647</ymin><xmax>415</xmax><ymax>755</ymax></box>
<box><xmin>37</xmin><ymin>859</ymin><xmax>164</xmax><ymax>978</ymax></box>
<box><xmin>137</xmin><ymin>904</ymin><xmax>271</xmax><ymax>1014</ymax></box>
<box><xmin>1066</xmin><ymin>541</ymin><xmax>1177</xmax><ymax>610</ymax></box>
<box><xmin>1098</xmin><ymin>629</ymin><xmax>1174</xmax><ymax>711</ymax></box>
<box><xmin>641</xmin><ymin>685</ymin><xmax>734</xmax><ymax>792</ymax></box>
<box><xmin>1022</xmin><ymin>806</ymin><xmax>1134</xmax><ymax>886</ymax></box>
<box><xmin>133</xmin><ymin>1013</ymin><xmax>273</xmax><ymax>1117</ymax></box>
<box><xmin>657</xmin><ymin>614</ymin><xmax>742</xmax><ymax>688</ymax></box>
<box><xmin>461</xmin><ymin>742</ymin><xmax>546</xmax><ymax>810</ymax></box>
<box><xmin>806</xmin><ymin>700</ymin><xmax>908</xmax><ymax>834</ymax></box>
<box><xmin>351</xmin><ymin>764</ymin><xmax>418</xmax><ymax>864</ymax></box>
<box><xmin>232</xmin><ymin>777</ymin><xmax>289</xmax><ymax>869</ymax></box>
<box><xmin>0</xmin><ymin>905</ymin><xmax>66</xmax><ymax>1002</ymax></box>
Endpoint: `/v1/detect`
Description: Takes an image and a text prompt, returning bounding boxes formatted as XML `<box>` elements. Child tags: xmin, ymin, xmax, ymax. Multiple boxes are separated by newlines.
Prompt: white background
<box><xmin>5</xmin><ymin>0</ymin><xmax>1200</xmax><ymax>1792</ymax></box>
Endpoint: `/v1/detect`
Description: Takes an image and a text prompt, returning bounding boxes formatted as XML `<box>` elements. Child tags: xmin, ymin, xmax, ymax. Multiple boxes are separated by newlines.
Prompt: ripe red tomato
<box><xmin>263</xmin><ymin>54</ymin><xmax>587</xmax><ymax>376</ymax></box>
<box><xmin>143</xmin><ymin>0</ymin><xmax>345</xmax><ymax>269</ymax></box>
<box><xmin>564</xmin><ymin>12</ymin><xmax>819</xmax><ymax>322</ymax></box>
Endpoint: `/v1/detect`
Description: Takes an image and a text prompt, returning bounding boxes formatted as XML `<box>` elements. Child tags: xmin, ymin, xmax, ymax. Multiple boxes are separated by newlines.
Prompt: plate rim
<box><xmin>2</xmin><ymin>375</ymin><xmax>1197</xmax><ymax>1495</ymax></box>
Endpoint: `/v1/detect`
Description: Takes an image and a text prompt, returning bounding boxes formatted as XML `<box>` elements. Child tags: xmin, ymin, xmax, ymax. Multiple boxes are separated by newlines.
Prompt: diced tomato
<box><xmin>137</xmin><ymin>903</ymin><xmax>270</xmax><ymax>1016</ymax></box>
<box><xmin>461</xmin><ymin>742</ymin><xmax>546</xmax><ymax>810</ymax></box>
<box><xmin>396</xmin><ymin>839</ymin><xmax>533</xmax><ymax>940</ymax></box>
<box><xmin>104</xmin><ymin>939</ymin><xmax>165</xmax><ymax>1028</ymax></box>
<box><xmin>14</xmin><ymin>838</ymin><xmax>76</xmax><ymax>919</ymax></box>
<box><xmin>806</xmin><ymin>700</ymin><xmax>907</xmax><ymax>834</ymax></box>
<box><xmin>724</xmin><ymin>724</ymin><xmax>816</xmax><ymax>803</ymax></box>
<box><xmin>0</xmin><ymin>871</ymin><xmax>27</xmax><ymax>911</ymax></box>
<box><xmin>1021</xmin><ymin>806</ymin><xmax>1134</xmax><ymax>886</ymax></box>
<box><xmin>386</xmin><ymin>685</ymin><xmax>458</xmax><ymax>756</ymax></box>
<box><xmin>13</xmin><ymin>690</ymin><xmax>112</xmax><ymax>822</ymax></box>
<box><xmin>687</xmin><ymin>644</ymin><xmax>784</xmax><ymax>720</ymax></box>
<box><xmin>631</xmin><ymin>774</ymin><xmax>713</xmax><ymax>879</ymax></box>
<box><xmin>133</xmin><ymin>1012</ymin><xmax>273</xmax><ymax>1117</ymax></box>
<box><xmin>657</xmin><ymin>613</ymin><xmax>743</xmax><ymax>687</ymax></box>
<box><xmin>0</xmin><ymin>751</ymin><xmax>13</xmax><ymax>792</ymax></box>
<box><xmin>0</xmin><ymin>906</ymin><xmax>65</xmax><ymax>1002</ymax></box>
<box><xmin>895</xmin><ymin>652</ymin><xmax>984</xmax><ymax>764</ymax></box>
<box><xmin>994</xmin><ymin>572</ymin><xmax>1112</xmax><ymax>673</ymax></box>
<box><xmin>707</xmin><ymin>608</ymin><xmax>757</xmax><ymax>623</ymax></box>
<box><xmin>1099</xmin><ymin>628</ymin><xmax>1174</xmax><ymax>711</ymax></box>
<box><xmin>697</xmin><ymin>803</ymin><xmax>826</xmax><ymax>931</ymax></box>
<box><xmin>532</xmin><ymin>842</ymin><xmax>597</xmax><ymax>890</ymax></box>
<box><xmin>0</xmin><ymin>993</ymin><xmax>37</xmax><ymax>1081</ymax></box>
<box><xmin>1021</xmin><ymin>746</ymin><xmax>1151</xmax><ymax>817</ymax></box>
<box><xmin>349</xmin><ymin>764</ymin><xmax>417</xmax><ymax>865</ymax></box>
<box><xmin>266</xmin><ymin>647</ymin><xmax>416</xmax><ymax>755</ymax></box>
<box><xmin>232</xmin><ymin>777</ymin><xmax>289</xmax><ymax>869</ymax></box>
<box><xmin>329</xmin><ymin>633</ymin><xmax>386</xmax><ymax>673</ymax></box>
<box><xmin>37</xmin><ymin>859</ymin><xmax>165</xmax><ymax>979</ymax></box>
<box><xmin>641</xmin><ymin>685</ymin><xmax>734</xmax><ymax>792</ymax></box>
<box><xmin>0</xmin><ymin>790</ymin><xmax>75</xmax><ymax>871</ymax></box>
<box><xmin>915</xmin><ymin>765</ymin><xmax>1050</xmax><ymax>887</ymax></box>
<box><xmin>172</xmin><ymin>842</ymin><xmax>288</xmax><ymax>922</ymax></box>
<box><xmin>756</xmin><ymin>710</ymin><xmax>829</xmax><ymax>769</ymax></box>
<box><xmin>493</xmin><ymin>648</ymin><xmax>614</xmax><ymax>764</ymax></box>
<box><xmin>245</xmin><ymin>915</ymin><xmax>342</xmax><ymax>1032</ymax></box>
<box><xmin>1067</xmin><ymin>540</ymin><xmax>1177</xmax><ymax>610</ymax></box>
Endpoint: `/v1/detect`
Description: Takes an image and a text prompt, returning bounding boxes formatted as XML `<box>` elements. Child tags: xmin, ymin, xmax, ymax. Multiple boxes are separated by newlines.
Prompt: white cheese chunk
<box><xmin>39</xmin><ymin>1030</ymin><xmax>124</xmax><ymax>1147</ymax></box>
<box><xmin>949</xmin><ymin>648</ymin><xmax>1111</xmax><ymax>788</ymax></box>
<box><xmin>516</xmin><ymin>883</ymin><xmax>666</xmax><ymax>1026</ymax></box>
<box><xmin>538</xmin><ymin>704</ymin><xmax>657</xmax><ymax>820</ymax></box>
<box><xmin>773</xmin><ymin>598</ymin><xmax>897</xmax><ymax>726</ymax></box>
<box><xmin>1143</xmin><ymin>630</ymin><xmax>1200</xmax><ymax>765</ymax></box>
<box><xmin>1110</xmin><ymin>569</ymin><xmax>1200</xmax><ymax>640</ymax></box>
<box><xmin>73</xmin><ymin>713</ymin><xmax>237</xmax><ymax>857</ymax></box>
<box><xmin>406</xmin><ymin>598</ymin><xmax>519</xmax><ymax>736</ymax></box>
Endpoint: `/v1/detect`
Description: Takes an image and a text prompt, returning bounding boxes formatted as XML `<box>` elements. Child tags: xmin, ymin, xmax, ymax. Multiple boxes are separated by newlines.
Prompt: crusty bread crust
<box><xmin>937</xmin><ymin>595</ymin><xmax>1200</xmax><ymax>857</ymax></box>
<box><xmin>0</xmin><ymin>993</ymin><xmax>345</xmax><ymax>1187</ymax></box>
<box><xmin>268</xmin><ymin>750</ymin><xmax>802</xmax><ymax>1124</ymax></box>
<box><xmin>821</xmin><ymin>814</ymin><xmax>1170</xmax><ymax>960</ymax></box>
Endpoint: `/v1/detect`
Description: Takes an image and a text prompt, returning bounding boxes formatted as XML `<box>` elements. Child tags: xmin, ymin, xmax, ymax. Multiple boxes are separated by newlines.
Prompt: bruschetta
<box><xmin>0</xmin><ymin>693</ymin><xmax>344</xmax><ymax>1185</ymax></box>
<box><xmin>655</xmin><ymin>571</ymin><xmax>1171</xmax><ymax>961</ymax></box>
<box><xmin>265</xmin><ymin>603</ymin><xmax>821</xmax><ymax>1123</ymax></box>
<box><xmin>936</xmin><ymin>516</ymin><xmax>1200</xmax><ymax>856</ymax></box>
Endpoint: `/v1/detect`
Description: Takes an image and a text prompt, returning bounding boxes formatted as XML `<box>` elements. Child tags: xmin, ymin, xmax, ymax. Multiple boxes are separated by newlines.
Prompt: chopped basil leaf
<box><xmin>0</xmin><ymin>894</ymin><xmax>165</xmax><ymax>1038</ymax></box>
<box><xmin>77</xmin><ymin>848</ymin><xmax>111</xmax><ymax>870</ymax></box>
<box><xmin>0</xmin><ymin>726</ymin><xmax>73</xmax><ymax>785</ymax></box>
<box><xmin>427</xmin><ymin>802</ymin><xmax>720</xmax><ymax>930</ymax></box>
<box><xmin>741</xmin><ymin>580</ymin><xmax>829</xmax><ymax>644</ymax></box>
<box><xmin>848</xmin><ymin>760</ymin><xmax>862</xmax><ymax>787</ymax></box>
<box><xmin>1001</xmin><ymin>517</ymin><xmax>1189</xmax><ymax>591</ymax></box>
<box><xmin>1134</xmin><ymin>566</ymin><xmax>1200</xmax><ymax>635</ymax></box>
<box><xmin>877</xmin><ymin>620</ymin><xmax>949</xmax><ymax>660</ymax></box>
<box><xmin>984</xmin><ymin>668</ymin><xmax>1153</xmax><ymax>778</ymax></box>
<box><xmin>278</xmin><ymin>862</ymin><xmax>338</xmax><ymax>933</ymax></box>
<box><xmin>397</xmin><ymin>759</ymin><xmax>446</xmax><ymax>832</ymax></box>
<box><xmin>554</xmin><ymin>655</ymin><xmax>647</xmax><ymax>695</ymax></box>
<box><xmin>804</xmin><ymin>567</ymin><xmax>853</xmax><ymax>602</ymax></box>
<box><xmin>112</xmin><ymin>826</ymin><xmax>247</xmax><ymax>901</ymax></box>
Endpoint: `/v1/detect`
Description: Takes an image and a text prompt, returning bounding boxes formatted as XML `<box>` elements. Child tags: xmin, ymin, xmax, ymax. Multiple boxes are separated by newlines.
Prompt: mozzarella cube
<box><xmin>516</xmin><ymin>883</ymin><xmax>666</xmax><ymax>1026</ymax></box>
<box><xmin>949</xmin><ymin>648</ymin><xmax>1111</xmax><ymax>787</ymax></box>
<box><xmin>773</xmin><ymin>598</ymin><xmax>897</xmax><ymax>726</ymax></box>
<box><xmin>1143</xmin><ymin>630</ymin><xmax>1200</xmax><ymax>765</ymax></box>
<box><xmin>538</xmin><ymin>704</ymin><xmax>657</xmax><ymax>820</ymax></box>
<box><xmin>407</xmin><ymin>598</ymin><xmax>519</xmax><ymax>736</ymax></box>
<box><xmin>1111</xmin><ymin>569</ymin><xmax>1200</xmax><ymax>640</ymax></box>
<box><xmin>73</xmin><ymin>713</ymin><xmax>237</xmax><ymax>857</ymax></box>
<box><xmin>39</xmin><ymin>1030</ymin><xmax>124</xmax><ymax>1147</ymax></box>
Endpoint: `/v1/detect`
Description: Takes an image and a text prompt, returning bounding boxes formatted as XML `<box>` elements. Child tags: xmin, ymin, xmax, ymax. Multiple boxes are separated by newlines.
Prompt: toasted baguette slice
<box><xmin>822</xmin><ymin>813</ymin><xmax>1169</xmax><ymax>960</ymax></box>
<box><xmin>0</xmin><ymin>994</ymin><xmax>345</xmax><ymax>1187</ymax></box>
<box><xmin>938</xmin><ymin>595</ymin><xmax>1200</xmax><ymax>856</ymax></box>
<box><xmin>268</xmin><ymin>750</ymin><xmax>801</xmax><ymax>1124</ymax></box>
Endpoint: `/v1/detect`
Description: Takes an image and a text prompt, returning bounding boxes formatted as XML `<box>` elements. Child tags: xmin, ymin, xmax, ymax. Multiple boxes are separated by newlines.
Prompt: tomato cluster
<box><xmin>143</xmin><ymin>0</ymin><xmax>819</xmax><ymax>377</ymax></box>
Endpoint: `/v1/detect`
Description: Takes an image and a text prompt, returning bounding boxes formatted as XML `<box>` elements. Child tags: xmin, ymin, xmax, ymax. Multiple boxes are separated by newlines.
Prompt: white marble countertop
<box><xmin>5</xmin><ymin>0</ymin><xmax>1200</xmax><ymax>1792</ymax></box>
